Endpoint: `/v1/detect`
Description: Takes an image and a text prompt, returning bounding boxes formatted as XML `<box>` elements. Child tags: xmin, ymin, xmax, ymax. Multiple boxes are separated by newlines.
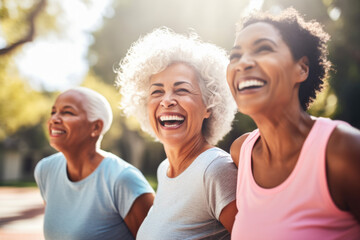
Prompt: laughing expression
<box><xmin>147</xmin><ymin>63</ymin><xmax>210</xmax><ymax>146</ymax></box>
<box><xmin>227</xmin><ymin>22</ymin><xmax>303</xmax><ymax>116</ymax></box>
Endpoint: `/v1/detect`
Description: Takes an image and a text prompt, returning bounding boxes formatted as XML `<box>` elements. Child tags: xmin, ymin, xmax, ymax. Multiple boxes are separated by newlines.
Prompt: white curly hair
<box><xmin>115</xmin><ymin>27</ymin><xmax>236</xmax><ymax>145</ymax></box>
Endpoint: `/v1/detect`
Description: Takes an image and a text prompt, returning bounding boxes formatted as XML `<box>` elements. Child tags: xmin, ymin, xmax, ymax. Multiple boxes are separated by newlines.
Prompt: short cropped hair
<box><xmin>68</xmin><ymin>87</ymin><xmax>113</xmax><ymax>145</ymax></box>
<box><xmin>116</xmin><ymin>27</ymin><xmax>236</xmax><ymax>145</ymax></box>
<box><xmin>237</xmin><ymin>7</ymin><xmax>331</xmax><ymax>110</ymax></box>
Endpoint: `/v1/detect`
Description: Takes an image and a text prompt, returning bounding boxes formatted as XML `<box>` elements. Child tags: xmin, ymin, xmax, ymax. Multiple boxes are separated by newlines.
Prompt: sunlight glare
<box><xmin>328</xmin><ymin>7</ymin><xmax>341</xmax><ymax>21</ymax></box>
<box><xmin>242</xmin><ymin>0</ymin><xmax>264</xmax><ymax>16</ymax></box>
<box><xmin>14</xmin><ymin>0</ymin><xmax>113</xmax><ymax>92</ymax></box>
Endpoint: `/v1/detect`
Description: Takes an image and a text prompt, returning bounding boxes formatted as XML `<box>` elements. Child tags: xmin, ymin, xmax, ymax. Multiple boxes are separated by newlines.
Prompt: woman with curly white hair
<box><xmin>116</xmin><ymin>27</ymin><xmax>238</xmax><ymax>239</ymax></box>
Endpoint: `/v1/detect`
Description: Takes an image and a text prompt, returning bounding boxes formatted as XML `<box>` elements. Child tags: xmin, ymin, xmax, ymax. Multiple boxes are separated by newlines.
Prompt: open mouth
<box><xmin>159</xmin><ymin>115</ymin><xmax>185</xmax><ymax>128</ymax></box>
<box><xmin>238</xmin><ymin>80</ymin><xmax>266</xmax><ymax>91</ymax></box>
<box><xmin>50</xmin><ymin>129</ymin><xmax>66</xmax><ymax>136</ymax></box>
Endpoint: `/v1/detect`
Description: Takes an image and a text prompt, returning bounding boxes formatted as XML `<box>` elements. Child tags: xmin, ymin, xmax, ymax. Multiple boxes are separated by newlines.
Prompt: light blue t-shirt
<box><xmin>34</xmin><ymin>151</ymin><xmax>154</xmax><ymax>240</ymax></box>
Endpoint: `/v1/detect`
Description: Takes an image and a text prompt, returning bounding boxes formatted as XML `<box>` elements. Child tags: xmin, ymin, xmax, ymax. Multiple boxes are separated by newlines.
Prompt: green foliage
<box><xmin>0</xmin><ymin>60</ymin><xmax>51</xmax><ymax>141</ymax></box>
<box><xmin>0</xmin><ymin>181</ymin><xmax>38</xmax><ymax>187</ymax></box>
<box><xmin>145</xmin><ymin>175</ymin><xmax>158</xmax><ymax>191</ymax></box>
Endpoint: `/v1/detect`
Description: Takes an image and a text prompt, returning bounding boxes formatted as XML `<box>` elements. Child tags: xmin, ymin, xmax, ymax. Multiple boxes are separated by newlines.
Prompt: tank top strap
<box><xmin>238</xmin><ymin>129</ymin><xmax>260</xmax><ymax>170</ymax></box>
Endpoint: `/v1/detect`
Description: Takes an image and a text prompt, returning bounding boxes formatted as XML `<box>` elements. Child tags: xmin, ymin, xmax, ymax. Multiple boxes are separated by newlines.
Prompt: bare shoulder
<box><xmin>327</xmin><ymin>123</ymin><xmax>360</xmax><ymax>162</ymax></box>
<box><xmin>326</xmin><ymin>123</ymin><xmax>360</xmax><ymax>221</ymax></box>
<box><xmin>230</xmin><ymin>132</ymin><xmax>251</xmax><ymax>167</ymax></box>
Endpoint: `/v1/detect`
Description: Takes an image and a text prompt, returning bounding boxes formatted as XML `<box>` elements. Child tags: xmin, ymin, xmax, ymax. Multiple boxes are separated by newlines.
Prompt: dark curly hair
<box><xmin>237</xmin><ymin>8</ymin><xmax>331</xmax><ymax>110</ymax></box>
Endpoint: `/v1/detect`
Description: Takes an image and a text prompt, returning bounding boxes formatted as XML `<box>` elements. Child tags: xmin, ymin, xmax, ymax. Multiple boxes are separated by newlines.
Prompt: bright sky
<box><xmin>14</xmin><ymin>0</ymin><xmax>113</xmax><ymax>92</ymax></box>
<box><xmin>13</xmin><ymin>0</ymin><xmax>264</xmax><ymax>92</ymax></box>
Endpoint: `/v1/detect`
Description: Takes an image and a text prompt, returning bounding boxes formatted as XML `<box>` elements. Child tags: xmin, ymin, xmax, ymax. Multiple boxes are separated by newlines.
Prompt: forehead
<box><xmin>54</xmin><ymin>90</ymin><xmax>86</xmax><ymax>110</ymax></box>
<box><xmin>234</xmin><ymin>22</ymin><xmax>283</xmax><ymax>46</ymax></box>
<box><xmin>150</xmin><ymin>62</ymin><xmax>198</xmax><ymax>85</ymax></box>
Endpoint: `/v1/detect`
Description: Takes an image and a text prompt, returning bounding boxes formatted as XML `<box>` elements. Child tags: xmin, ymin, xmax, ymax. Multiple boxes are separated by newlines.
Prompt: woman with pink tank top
<box><xmin>226</xmin><ymin>7</ymin><xmax>360</xmax><ymax>240</ymax></box>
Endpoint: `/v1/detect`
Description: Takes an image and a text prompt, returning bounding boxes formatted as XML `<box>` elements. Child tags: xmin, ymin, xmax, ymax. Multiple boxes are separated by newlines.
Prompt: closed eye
<box><xmin>150</xmin><ymin>89</ymin><xmax>163</xmax><ymax>96</ymax></box>
<box><xmin>256</xmin><ymin>45</ymin><xmax>273</xmax><ymax>53</ymax></box>
<box><xmin>62</xmin><ymin>111</ymin><xmax>75</xmax><ymax>115</ymax></box>
<box><xmin>229</xmin><ymin>53</ymin><xmax>242</xmax><ymax>61</ymax></box>
<box><xmin>176</xmin><ymin>88</ymin><xmax>190</xmax><ymax>93</ymax></box>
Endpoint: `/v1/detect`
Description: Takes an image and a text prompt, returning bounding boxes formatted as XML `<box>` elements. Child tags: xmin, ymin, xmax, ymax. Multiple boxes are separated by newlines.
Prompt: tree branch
<box><xmin>0</xmin><ymin>0</ymin><xmax>46</xmax><ymax>56</ymax></box>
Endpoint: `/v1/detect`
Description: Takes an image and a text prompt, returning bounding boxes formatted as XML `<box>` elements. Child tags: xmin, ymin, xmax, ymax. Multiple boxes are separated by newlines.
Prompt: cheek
<box><xmin>147</xmin><ymin>101</ymin><xmax>158</xmax><ymax>125</ymax></box>
<box><xmin>226</xmin><ymin>65</ymin><xmax>237</xmax><ymax>92</ymax></box>
<box><xmin>226</xmin><ymin>64</ymin><xmax>234</xmax><ymax>83</ymax></box>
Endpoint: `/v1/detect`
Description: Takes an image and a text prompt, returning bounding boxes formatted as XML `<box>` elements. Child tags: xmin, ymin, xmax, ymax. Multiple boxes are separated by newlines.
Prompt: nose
<box><xmin>160</xmin><ymin>93</ymin><xmax>176</xmax><ymax>108</ymax></box>
<box><xmin>49</xmin><ymin>112</ymin><xmax>62</xmax><ymax>124</ymax></box>
<box><xmin>235</xmin><ymin>53</ymin><xmax>255</xmax><ymax>72</ymax></box>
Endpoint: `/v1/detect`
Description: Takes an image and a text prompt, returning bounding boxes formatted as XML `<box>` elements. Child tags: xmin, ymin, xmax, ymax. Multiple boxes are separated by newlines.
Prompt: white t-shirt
<box><xmin>34</xmin><ymin>151</ymin><xmax>154</xmax><ymax>240</ymax></box>
<box><xmin>137</xmin><ymin>147</ymin><xmax>237</xmax><ymax>240</ymax></box>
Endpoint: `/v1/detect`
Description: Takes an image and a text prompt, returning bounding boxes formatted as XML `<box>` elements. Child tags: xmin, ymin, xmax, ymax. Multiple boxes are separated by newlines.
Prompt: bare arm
<box><xmin>326</xmin><ymin>124</ymin><xmax>360</xmax><ymax>223</ymax></box>
<box><xmin>219</xmin><ymin>200</ymin><xmax>237</xmax><ymax>233</ymax></box>
<box><xmin>124</xmin><ymin>193</ymin><xmax>155</xmax><ymax>238</ymax></box>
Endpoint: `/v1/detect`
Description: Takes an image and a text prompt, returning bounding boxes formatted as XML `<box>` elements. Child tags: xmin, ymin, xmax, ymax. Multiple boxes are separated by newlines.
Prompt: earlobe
<box><xmin>91</xmin><ymin>120</ymin><xmax>104</xmax><ymax>138</ymax></box>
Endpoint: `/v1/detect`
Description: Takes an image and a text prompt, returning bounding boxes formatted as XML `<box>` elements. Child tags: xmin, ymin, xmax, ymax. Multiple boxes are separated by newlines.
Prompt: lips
<box><xmin>237</xmin><ymin>79</ymin><xmax>266</xmax><ymax>92</ymax></box>
<box><xmin>159</xmin><ymin>114</ymin><xmax>185</xmax><ymax>128</ymax></box>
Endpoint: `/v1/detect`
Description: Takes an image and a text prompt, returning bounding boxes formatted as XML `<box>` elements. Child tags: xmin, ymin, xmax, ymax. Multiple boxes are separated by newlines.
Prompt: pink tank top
<box><xmin>231</xmin><ymin>117</ymin><xmax>360</xmax><ymax>240</ymax></box>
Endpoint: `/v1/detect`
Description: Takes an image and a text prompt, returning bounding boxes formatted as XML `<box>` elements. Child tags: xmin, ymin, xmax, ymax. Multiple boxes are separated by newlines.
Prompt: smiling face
<box><xmin>48</xmin><ymin>90</ymin><xmax>95</xmax><ymax>153</ymax></box>
<box><xmin>147</xmin><ymin>62</ymin><xmax>211</xmax><ymax>147</ymax></box>
<box><xmin>227</xmin><ymin>22</ymin><xmax>306</xmax><ymax>116</ymax></box>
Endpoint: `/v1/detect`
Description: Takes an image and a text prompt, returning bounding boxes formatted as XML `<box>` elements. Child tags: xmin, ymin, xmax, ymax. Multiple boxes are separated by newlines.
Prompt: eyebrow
<box><xmin>174</xmin><ymin>81</ymin><xmax>190</xmax><ymax>87</ymax></box>
<box><xmin>149</xmin><ymin>81</ymin><xmax>191</xmax><ymax>88</ymax></box>
<box><xmin>150</xmin><ymin>83</ymin><xmax>163</xmax><ymax>88</ymax></box>
<box><xmin>231</xmin><ymin>38</ymin><xmax>278</xmax><ymax>51</ymax></box>
<box><xmin>52</xmin><ymin>105</ymin><xmax>76</xmax><ymax>110</ymax></box>
<box><xmin>254</xmin><ymin>38</ymin><xmax>277</xmax><ymax>46</ymax></box>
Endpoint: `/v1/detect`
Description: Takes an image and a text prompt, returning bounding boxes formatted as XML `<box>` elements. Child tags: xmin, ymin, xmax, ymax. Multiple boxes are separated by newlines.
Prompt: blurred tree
<box><xmin>89</xmin><ymin>0</ymin><xmax>250</xmax><ymax>84</ymax></box>
<box><xmin>0</xmin><ymin>0</ymin><xmax>63</xmax><ymax>140</ymax></box>
<box><xmin>0</xmin><ymin>61</ymin><xmax>50</xmax><ymax>141</ymax></box>
<box><xmin>327</xmin><ymin>0</ymin><xmax>360</xmax><ymax>128</ymax></box>
<box><xmin>0</xmin><ymin>0</ymin><xmax>46</xmax><ymax>55</ymax></box>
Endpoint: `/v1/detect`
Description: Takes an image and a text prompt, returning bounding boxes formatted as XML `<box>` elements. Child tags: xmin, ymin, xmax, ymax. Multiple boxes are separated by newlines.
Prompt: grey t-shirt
<box><xmin>137</xmin><ymin>147</ymin><xmax>237</xmax><ymax>240</ymax></box>
<box><xmin>34</xmin><ymin>151</ymin><xmax>154</xmax><ymax>240</ymax></box>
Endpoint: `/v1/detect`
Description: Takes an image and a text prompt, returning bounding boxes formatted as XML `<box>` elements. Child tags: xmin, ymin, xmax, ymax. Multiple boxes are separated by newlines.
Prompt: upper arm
<box><xmin>230</xmin><ymin>133</ymin><xmax>250</xmax><ymax>167</ymax></box>
<box><xmin>326</xmin><ymin>124</ymin><xmax>360</xmax><ymax>223</ymax></box>
<box><xmin>219</xmin><ymin>200</ymin><xmax>237</xmax><ymax>233</ymax></box>
<box><xmin>124</xmin><ymin>192</ymin><xmax>155</xmax><ymax>238</ymax></box>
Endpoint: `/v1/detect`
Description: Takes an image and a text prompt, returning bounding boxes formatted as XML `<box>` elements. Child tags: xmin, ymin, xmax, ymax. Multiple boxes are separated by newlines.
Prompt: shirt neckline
<box><xmin>249</xmin><ymin>118</ymin><xmax>320</xmax><ymax>193</ymax></box>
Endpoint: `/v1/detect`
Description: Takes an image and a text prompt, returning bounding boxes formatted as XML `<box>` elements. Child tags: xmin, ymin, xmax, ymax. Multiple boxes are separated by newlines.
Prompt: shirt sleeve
<box><xmin>204</xmin><ymin>155</ymin><xmax>238</xmax><ymax>220</ymax></box>
<box><xmin>34</xmin><ymin>159</ymin><xmax>47</xmax><ymax>202</ymax></box>
<box><xmin>114</xmin><ymin>166</ymin><xmax>155</xmax><ymax>218</ymax></box>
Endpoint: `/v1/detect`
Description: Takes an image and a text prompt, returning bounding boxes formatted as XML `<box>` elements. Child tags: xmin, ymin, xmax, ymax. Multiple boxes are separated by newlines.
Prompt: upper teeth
<box><xmin>238</xmin><ymin>80</ymin><xmax>265</xmax><ymax>90</ymax></box>
<box><xmin>160</xmin><ymin>115</ymin><xmax>184</xmax><ymax>122</ymax></box>
<box><xmin>51</xmin><ymin>129</ymin><xmax>65</xmax><ymax>134</ymax></box>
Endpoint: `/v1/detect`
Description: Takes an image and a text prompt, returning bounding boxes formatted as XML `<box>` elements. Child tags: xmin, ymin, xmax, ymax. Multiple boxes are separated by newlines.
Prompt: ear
<box><xmin>204</xmin><ymin>108</ymin><xmax>211</xmax><ymax>119</ymax></box>
<box><xmin>296</xmin><ymin>56</ymin><xmax>309</xmax><ymax>83</ymax></box>
<box><xmin>90</xmin><ymin>120</ymin><xmax>104</xmax><ymax>138</ymax></box>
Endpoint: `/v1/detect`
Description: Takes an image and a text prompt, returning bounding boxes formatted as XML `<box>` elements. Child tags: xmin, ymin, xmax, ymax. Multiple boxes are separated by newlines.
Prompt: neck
<box><xmin>251</xmin><ymin>106</ymin><xmax>314</xmax><ymax>164</ymax></box>
<box><xmin>62</xmin><ymin>146</ymin><xmax>104</xmax><ymax>182</ymax></box>
<box><xmin>164</xmin><ymin>135</ymin><xmax>212</xmax><ymax>178</ymax></box>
